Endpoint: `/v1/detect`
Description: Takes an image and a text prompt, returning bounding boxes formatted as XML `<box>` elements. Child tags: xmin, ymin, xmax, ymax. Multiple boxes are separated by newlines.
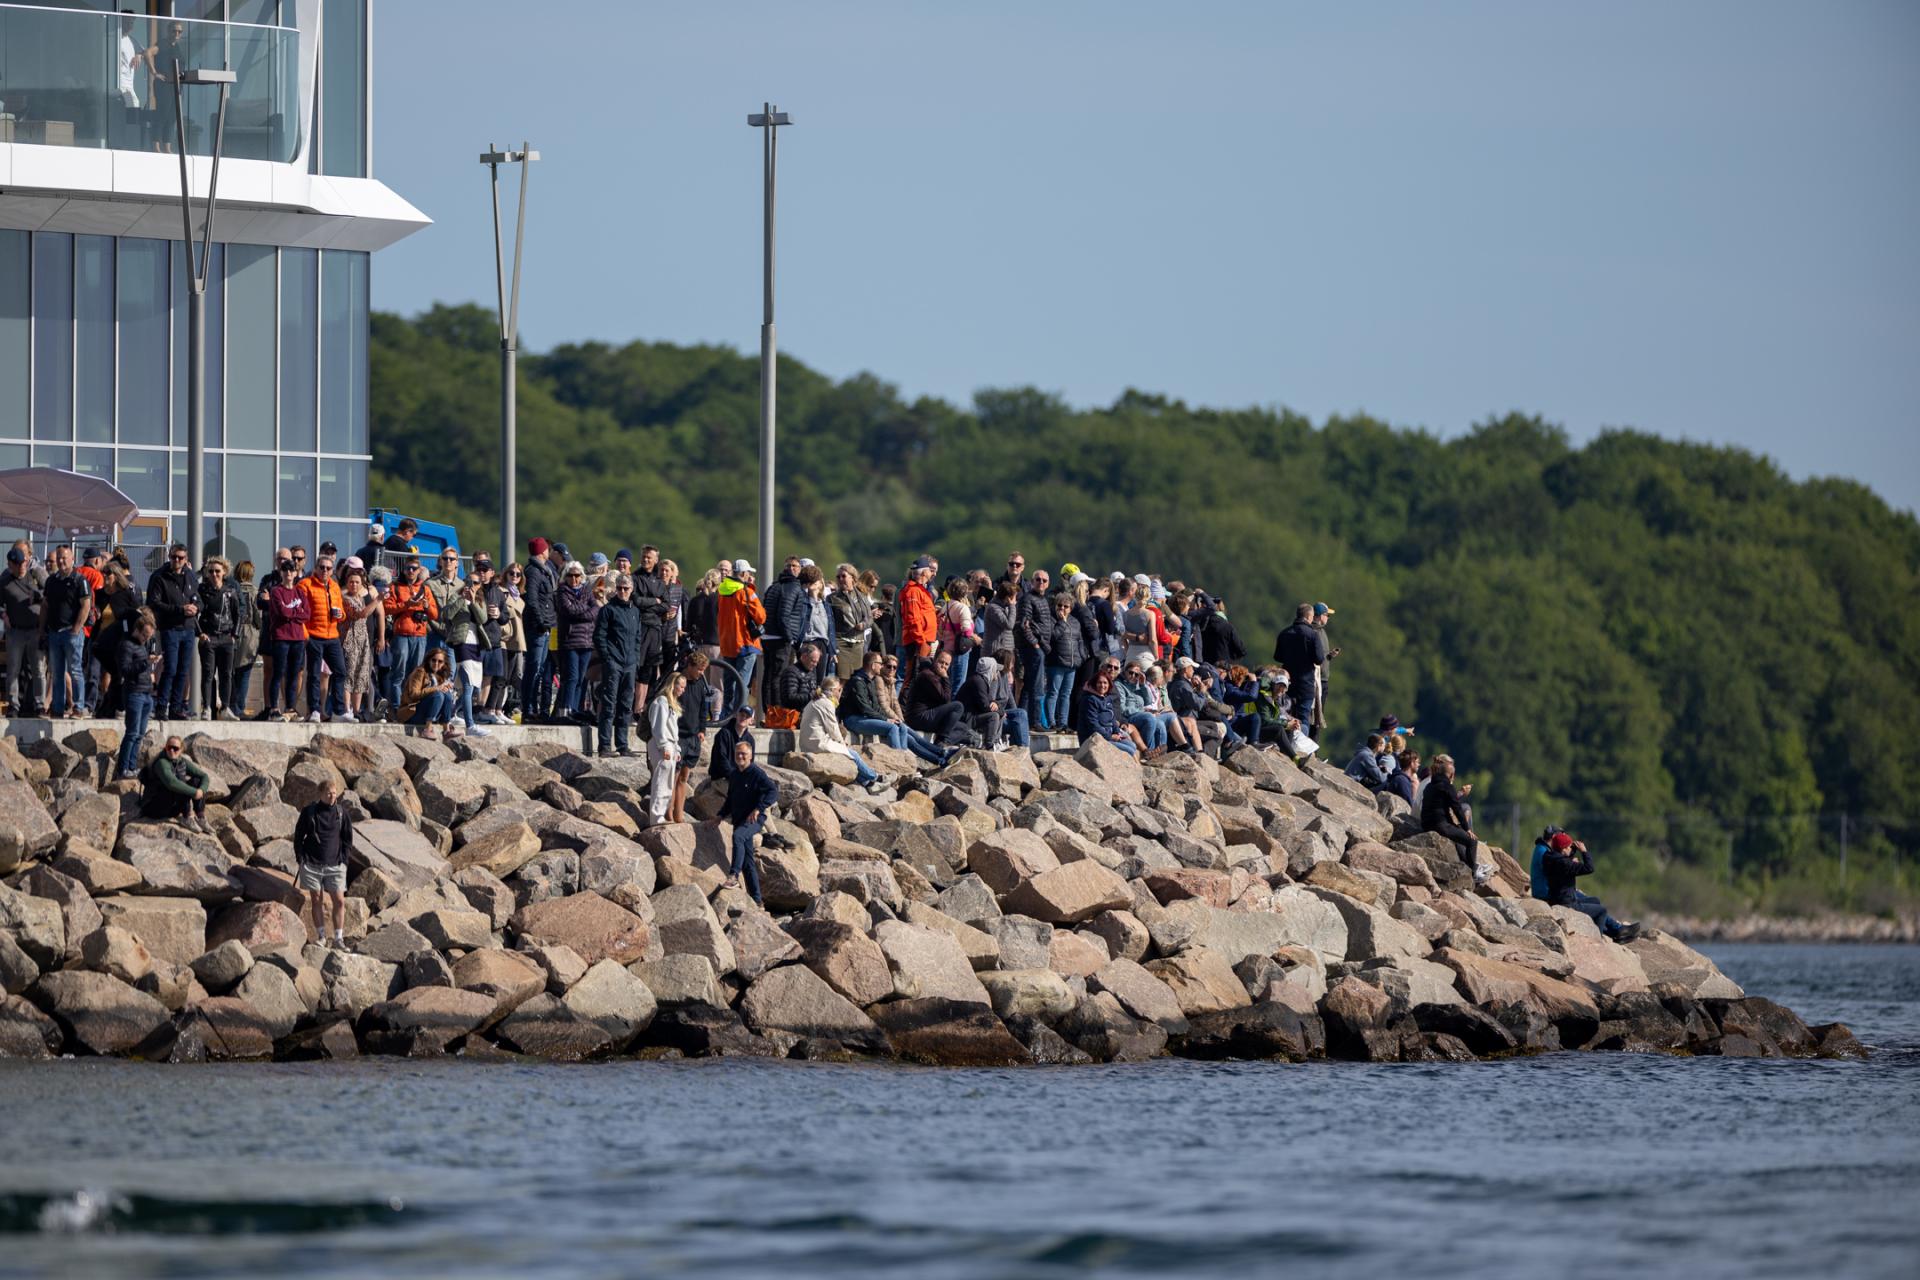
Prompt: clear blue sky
<box><xmin>372</xmin><ymin>1</ymin><xmax>1920</xmax><ymax>514</ymax></box>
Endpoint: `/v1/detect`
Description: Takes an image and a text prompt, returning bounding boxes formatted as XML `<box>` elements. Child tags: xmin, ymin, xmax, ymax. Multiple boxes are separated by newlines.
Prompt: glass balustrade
<box><xmin>0</xmin><ymin>4</ymin><xmax>301</xmax><ymax>162</ymax></box>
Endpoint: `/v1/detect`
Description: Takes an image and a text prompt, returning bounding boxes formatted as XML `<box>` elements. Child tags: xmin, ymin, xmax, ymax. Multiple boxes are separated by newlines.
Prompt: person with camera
<box><xmin>1533</xmin><ymin>830</ymin><xmax>1642</xmax><ymax>943</ymax></box>
<box><xmin>383</xmin><ymin>557</ymin><xmax>438</xmax><ymax>713</ymax></box>
<box><xmin>1422</xmin><ymin>753</ymin><xmax>1493</xmax><ymax>886</ymax></box>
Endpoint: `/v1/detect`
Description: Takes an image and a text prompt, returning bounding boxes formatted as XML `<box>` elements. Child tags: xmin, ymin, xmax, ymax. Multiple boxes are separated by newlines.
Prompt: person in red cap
<box><xmin>1533</xmin><ymin>829</ymin><xmax>1641</xmax><ymax>943</ymax></box>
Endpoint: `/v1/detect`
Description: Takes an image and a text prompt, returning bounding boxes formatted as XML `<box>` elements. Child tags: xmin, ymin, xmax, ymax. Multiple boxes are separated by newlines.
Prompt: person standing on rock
<box><xmin>1535</xmin><ymin>830</ymin><xmax>1641</xmax><ymax>943</ymax></box>
<box><xmin>146</xmin><ymin>543</ymin><xmax>200</xmax><ymax>720</ymax></box>
<box><xmin>114</xmin><ymin>609</ymin><xmax>162</xmax><ymax>779</ymax></box>
<box><xmin>1272</xmin><ymin>602</ymin><xmax>1327</xmax><ymax>735</ymax></box>
<box><xmin>1422</xmin><ymin>753</ymin><xmax>1492</xmax><ymax>886</ymax></box>
<box><xmin>646</xmin><ymin>672</ymin><xmax>687</xmax><ymax>823</ymax></box>
<box><xmin>294</xmin><ymin>776</ymin><xmax>355</xmax><ymax>950</ymax></box>
<box><xmin>592</xmin><ymin>572</ymin><xmax>643</xmax><ymax>759</ymax></box>
<box><xmin>138</xmin><ymin>735</ymin><xmax>210</xmax><ymax>831</ymax></box>
<box><xmin>521</xmin><ymin>537</ymin><xmax>560</xmax><ymax>722</ymax></box>
<box><xmin>717</xmin><ymin>736</ymin><xmax>779</xmax><ymax>905</ymax></box>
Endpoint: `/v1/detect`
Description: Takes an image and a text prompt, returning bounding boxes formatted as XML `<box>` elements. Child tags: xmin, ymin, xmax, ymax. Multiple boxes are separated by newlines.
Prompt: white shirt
<box><xmin>117</xmin><ymin>34</ymin><xmax>141</xmax><ymax>105</ymax></box>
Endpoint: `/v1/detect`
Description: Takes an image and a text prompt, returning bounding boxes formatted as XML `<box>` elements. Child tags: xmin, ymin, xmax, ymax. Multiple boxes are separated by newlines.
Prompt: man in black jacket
<box><xmin>775</xmin><ymin>641</ymin><xmax>822</xmax><ymax>712</ymax></box>
<box><xmin>294</xmin><ymin>776</ymin><xmax>355</xmax><ymax>949</ymax></box>
<box><xmin>1537</xmin><ymin>831</ymin><xmax>1640</xmax><ymax>942</ymax></box>
<box><xmin>1272</xmin><ymin>602</ymin><xmax>1326</xmax><ymax>733</ymax></box>
<box><xmin>593</xmin><ymin>574</ymin><xmax>644</xmax><ymax>758</ymax></box>
<box><xmin>758</xmin><ymin>556</ymin><xmax>805</xmax><ymax>712</ymax></box>
<box><xmin>195</xmin><ymin>557</ymin><xmax>244</xmax><ymax>720</ymax></box>
<box><xmin>1198</xmin><ymin>595</ymin><xmax>1248</xmax><ymax>668</ymax></box>
<box><xmin>1015</xmin><ymin>568</ymin><xmax>1051</xmax><ymax>729</ymax></box>
<box><xmin>521</xmin><ymin>537</ymin><xmax>559</xmax><ymax>720</ymax></box>
<box><xmin>2</xmin><ymin>546</ymin><xmax>45</xmax><ymax>715</ymax></box>
<box><xmin>709</xmin><ymin>705</ymin><xmax>755</xmax><ymax>784</ymax></box>
<box><xmin>630</xmin><ymin>546</ymin><xmax>673</xmax><ymax>709</ymax></box>
<box><xmin>42</xmin><ymin>546</ymin><xmax>92</xmax><ymax>717</ymax></box>
<box><xmin>716</xmin><ymin>736</ymin><xmax>779</xmax><ymax>904</ymax></box>
<box><xmin>905</xmin><ymin>649</ymin><xmax>972</xmax><ymax>746</ymax></box>
<box><xmin>147</xmin><ymin>543</ymin><xmax>201</xmax><ymax>719</ymax></box>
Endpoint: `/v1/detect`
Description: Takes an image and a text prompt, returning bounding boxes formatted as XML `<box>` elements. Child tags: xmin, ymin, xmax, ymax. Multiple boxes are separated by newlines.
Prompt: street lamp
<box><xmin>481</xmin><ymin>142</ymin><xmax>537</xmax><ymax>566</ymax></box>
<box><xmin>746</xmin><ymin>104</ymin><xmax>791</xmax><ymax>590</ymax></box>
<box><xmin>172</xmin><ymin>62</ymin><xmax>235</xmax><ymax>718</ymax></box>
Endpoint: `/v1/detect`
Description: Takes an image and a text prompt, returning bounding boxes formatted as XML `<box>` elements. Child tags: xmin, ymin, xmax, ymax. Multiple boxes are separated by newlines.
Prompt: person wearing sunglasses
<box><xmin>145</xmin><ymin>542</ymin><xmax>200</xmax><ymax>719</ymax></box>
<box><xmin>136</xmin><ymin>735</ymin><xmax>211</xmax><ymax>832</ymax></box>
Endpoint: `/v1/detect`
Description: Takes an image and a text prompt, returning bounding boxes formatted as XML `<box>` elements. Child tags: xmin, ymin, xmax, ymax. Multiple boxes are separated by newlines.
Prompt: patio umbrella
<box><xmin>0</xmin><ymin>466</ymin><xmax>142</xmax><ymax>541</ymax></box>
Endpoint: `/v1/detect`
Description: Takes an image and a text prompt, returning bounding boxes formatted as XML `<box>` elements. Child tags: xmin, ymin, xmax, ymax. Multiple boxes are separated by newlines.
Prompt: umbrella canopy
<box><xmin>0</xmin><ymin>467</ymin><xmax>142</xmax><ymax>541</ymax></box>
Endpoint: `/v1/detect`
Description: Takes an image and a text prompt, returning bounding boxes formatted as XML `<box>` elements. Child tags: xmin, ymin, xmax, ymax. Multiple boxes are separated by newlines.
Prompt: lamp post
<box><xmin>481</xmin><ymin>142</ymin><xmax>536</xmax><ymax>566</ymax></box>
<box><xmin>746</xmin><ymin>104</ymin><xmax>791</xmax><ymax>588</ymax></box>
<box><xmin>173</xmin><ymin>62</ymin><xmax>234</xmax><ymax>719</ymax></box>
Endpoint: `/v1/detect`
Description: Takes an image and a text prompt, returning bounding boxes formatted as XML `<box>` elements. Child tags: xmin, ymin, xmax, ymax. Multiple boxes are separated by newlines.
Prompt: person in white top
<box><xmin>798</xmin><ymin>676</ymin><xmax>888</xmax><ymax>795</ymax></box>
<box><xmin>645</xmin><ymin>672</ymin><xmax>684</xmax><ymax>825</ymax></box>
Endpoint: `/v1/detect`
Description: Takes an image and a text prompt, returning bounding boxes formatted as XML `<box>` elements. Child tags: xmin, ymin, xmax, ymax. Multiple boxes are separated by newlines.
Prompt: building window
<box><xmin>226</xmin><ymin>517</ymin><xmax>275</xmax><ymax>572</ymax></box>
<box><xmin>31</xmin><ymin>234</ymin><xmax>73</xmax><ymax>442</ymax></box>
<box><xmin>279</xmin><ymin>454</ymin><xmax>316</xmax><ymax>516</ymax></box>
<box><xmin>0</xmin><ymin>231</ymin><xmax>28</xmax><ymax>440</ymax></box>
<box><xmin>321</xmin><ymin>250</ymin><xmax>368</xmax><ymax>454</ymax></box>
<box><xmin>226</xmin><ymin>243</ymin><xmax>276</xmax><ymax>451</ymax></box>
<box><xmin>119</xmin><ymin>239</ymin><xmax>171</xmax><ymax>447</ymax></box>
<box><xmin>320</xmin><ymin>0</ymin><xmax>367</xmax><ymax>178</ymax></box>
<box><xmin>227</xmin><ymin>452</ymin><xmax>276</xmax><ymax>513</ymax></box>
<box><xmin>75</xmin><ymin>236</ymin><xmax>115</xmax><ymax>445</ymax></box>
<box><xmin>116</xmin><ymin>449</ymin><xmax>169</xmax><ymax>510</ymax></box>
<box><xmin>280</xmin><ymin>247</ymin><xmax>318</xmax><ymax>451</ymax></box>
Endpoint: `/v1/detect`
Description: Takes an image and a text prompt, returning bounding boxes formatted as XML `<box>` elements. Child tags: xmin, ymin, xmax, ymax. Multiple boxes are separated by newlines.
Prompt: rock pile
<box><xmin>0</xmin><ymin>728</ymin><xmax>1865</xmax><ymax>1065</ymax></box>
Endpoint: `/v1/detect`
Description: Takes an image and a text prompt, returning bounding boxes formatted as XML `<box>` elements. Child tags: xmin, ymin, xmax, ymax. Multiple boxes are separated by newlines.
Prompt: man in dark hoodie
<box><xmin>294</xmin><ymin>775</ymin><xmax>355</xmax><ymax>949</ymax></box>
<box><xmin>758</xmin><ymin>555</ymin><xmax>805</xmax><ymax>712</ymax></box>
<box><xmin>146</xmin><ymin>543</ymin><xmax>201</xmax><ymax>719</ymax></box>
<box><xmin>1272</xmin><ymin>602</ymin><xmax>1327</xmax><ymax>734</ymax></box>
<box><xmin>521</xmin><ymin>537</ymin><xmax>559</xmax><ymax>721</ymax></box>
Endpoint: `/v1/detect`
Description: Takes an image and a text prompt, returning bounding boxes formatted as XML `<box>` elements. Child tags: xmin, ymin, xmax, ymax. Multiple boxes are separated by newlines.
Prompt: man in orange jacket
<box><xmin>297</xmin><ymin>554</ymin><xmax>348</xmax><ymax>721</ymax></box>
<box><xmin>716</xmin><ymin>559</ymin><xmax>766</xmax><ymax>715</ymax></box>
<box><xmin>898</xmin><ymin>555</ymin><xmax>939</xmax><ymax>680</ymax></box>
<box><xmin>383</xmin><ymin>558</ymin><xmax>438</xmax><ymax>711</ymax></box>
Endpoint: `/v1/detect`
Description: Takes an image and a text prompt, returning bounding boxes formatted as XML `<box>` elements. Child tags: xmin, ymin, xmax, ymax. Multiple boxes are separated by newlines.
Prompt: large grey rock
<box><xmin>650</xmin><ymin>883</ymin><xmax>737</xmax><ymax>976</ymax></box>
<box><xmin>992</xmin><ymin>915</ymin><xmax>1054</xmax><ymax>971</ymax></box>
<box><xmin>114</xmin><ymin>823</ymin><xmax>237</xmax><ymax>901</ymax></box>
<box><xmin>280</xmin><ymin>757</ymin><xmax>348</xmax><ymax>811</ymax></box>
<box><xmin>1194</xmin><ymin>890</ymin><xmax>1348</xmax><ymax>966</ymax></box>
<box><xmin>0</xmin><ymin>882</ymin><xmax>66</xmax><ymax>967</ymax></box>
<box><xmin>95</xmin><ymin>895</ymin><xmax>206</xmax><ymax>968</ymax></box>
<box><xmin>415</xmin><ymin>761</ymin><xmax>522</xmax><ymax>828</ymax></box>
<box><xmin>784</xmin><ymin>919</ymin><xmax>893</xmax><ymax>1006</ymax></box>
<box><xmin>509</xmin><ymin>893</ymin><xmax>651</xmax><ymax>966</ymax></box>
<box><xmin>410</xmin><ymin>908</ymin><xmax>494</xmax><ymax>953</ymax></box>
<box><xmin>0</xmin><ymin>779</ymin><xmax>60</xmax><ymax>872</ymax></box>
<box><xmin>631</xmin><ymin>953</ymin><xmax>727</xmax><ymax>1007</ymax></box>
<box><xmin>448</xmin><ymin>819</ymin><xmax>543</xmax><ymax>879</ymax></box>
<box><xmin>723</xmin><ymin>908</ymin><xmax>803</xmax><ymax>981</ymax></box>
<box><xmin>0</xmin><ymin>994</ymin><xmax>63</xmax><ymax>1058</ymax></box>
<box><xmin>493</xmin><ymin>994</ymin><xmax>615</xmax><ymax>1060</ymax></box>
<box><xmin>934</xmin><ymin>874</ymin><xmax>1003</xmax><ymax>929</ymax></box>
<box><xmin>189</xmin><ymin>938</ymin><xmax>255</xmax><ymax>992</ymax></box>
<box><xmin>56</xmin><ymin>791</ymin><xmax>121</xmax><ymax>857</ymax></box>
<box><xmin>233</xmin><ymin>803</ymin><xmax>300</xmax><ymax>847</ymax></box>
<box><xmin>561</xmin><ymin>958</ymin><xmax>657</xmax><ymax>1049</ymax></box>
<box><xmin>15</xmin><ymin>864</ymin><xmax>102</xmax><ymax>963</ymax></box>
<box><xmin>739</xmin><ymin>964</ymin><xmax>884</xmax><ymax>1052</ymax></box>
<box><xmin>872</xmin><ymin>920</ymin><xmax>991</xmax><ymax>1005</ymax></box>
<box><xmin>1087</xmin><ymin>958</ymin><xmax>1190</xmax><ymax>1034</ymax></box>
<box><xmin>28</xmin><ymin>970</ymin><xmax>170</xmax><ymax>1055</ymax></box>
<box><xmin>0</xmin><ymin>931</ymin><xmax>40</xmax><ymax>995</ymax></box>
<box><xmin>233</xmin><ymin>962</ymin><xmax>304</xmax><ymax>1039</ymax></box>
<box><xmin>357</xmin><ymin>985</ymin><xmax>495</xmax><ymax>1055</ymax></box>
<box><xmin>1306</xmin><ymin>888</ymin><xmax>1431</xmax><ymax>965</ymax></box>
<box><xmin>979</xmin><ymin>968</ymin><xmax>1077</xmax><ymax>1021</ymax></box>
<box><xmin>77</xmin><ymin>924</ymin><xmax>154</xmax><ymax>984</ymax></box>
<box><xmin>451</xmin><ymin>948</ymin><xmax>545</xmax><ymax>1021</ymax></box>
<box><xmin>352</xmin><ymin>820</ymin><xmax>450</xmax><ymax>891</ymax></box>
<box><xmin>360</xmin><ymin>920</ymin><xmax>434</xmax><ymax>964</ymax></box>
<box><xmin>1000</xmin><ymin>862</ymin><xmax>1133</xmax><ymax>924</ymax></box>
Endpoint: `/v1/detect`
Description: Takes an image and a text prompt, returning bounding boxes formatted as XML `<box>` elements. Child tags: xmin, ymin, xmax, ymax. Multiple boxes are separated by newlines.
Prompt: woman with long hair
<box><xmin>399</xmin><ymin>647</ymin><xmax>459</xmax><ymax>740</ymax></box>
<box><xmin>339</xmin><ymin>562</ymin><xmax>384</xmax><ymax>722</ymax></box>
<box><xmin>646</xmin><ymin>672</ymin><xmax>685</xmax><ymax>826</ymax></box>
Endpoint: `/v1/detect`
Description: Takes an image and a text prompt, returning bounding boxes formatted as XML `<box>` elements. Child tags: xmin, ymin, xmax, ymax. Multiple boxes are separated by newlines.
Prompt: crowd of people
<box><xmin>3</xmin><ymin>525</ymin><xmax>1635</xmax><ymax>935</ymax></box>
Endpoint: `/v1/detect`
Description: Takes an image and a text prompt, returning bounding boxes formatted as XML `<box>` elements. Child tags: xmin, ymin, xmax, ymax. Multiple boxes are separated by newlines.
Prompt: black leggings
<box><xmin>1430</xmin><ymin>819</ymin><xmax>1479</xmax><ymax>868</ymax></box>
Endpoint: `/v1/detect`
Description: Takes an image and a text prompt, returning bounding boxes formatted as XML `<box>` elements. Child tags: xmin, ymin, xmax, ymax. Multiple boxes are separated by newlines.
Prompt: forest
<box><xmin>372</xmin><ymin>303</ymin><xmax>1920</xmax><ymax>918</ymax></box>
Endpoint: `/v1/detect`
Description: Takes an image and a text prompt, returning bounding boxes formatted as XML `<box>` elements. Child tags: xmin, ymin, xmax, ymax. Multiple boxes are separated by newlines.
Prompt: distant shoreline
<box><xmin>1648</xmin><ymin>913</ymin><xmax>1918</xmax><ymax>945</ymax></box>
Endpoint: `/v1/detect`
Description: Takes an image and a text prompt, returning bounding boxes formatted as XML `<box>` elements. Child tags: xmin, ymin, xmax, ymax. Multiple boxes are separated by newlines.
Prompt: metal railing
<box><xmin>0</xmin><ymin>4</ymin><xmax>300</xmax><ymax>162</ymax></box>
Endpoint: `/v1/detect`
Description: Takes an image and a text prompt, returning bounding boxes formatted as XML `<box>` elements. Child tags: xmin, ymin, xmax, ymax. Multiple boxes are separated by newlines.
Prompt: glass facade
<box><xmin>0</xmin><ymin>229</ymin><xmax>372</xmax><ymax>574</ymax></box>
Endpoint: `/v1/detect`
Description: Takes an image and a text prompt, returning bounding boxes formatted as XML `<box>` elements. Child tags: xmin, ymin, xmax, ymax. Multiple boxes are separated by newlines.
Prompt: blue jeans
<box><xmin>1100</xmin><ymin>733</ymin><xmax>1139</xmax><ymax>756</ymax></box>
<box><xmin>1044</xmin><ymin>662</ymin><xmax>1076</xmax><ymax>733</ymax></box>
<box><xmin>521</xmin><ymin>628</ymin><xmax>552</xmax><ymax>716</ymax></box>
<box><xmin>728</xmin><ymin>648</ymin><xmax>759</xmax><ymax>717</ymax></box>
<box><xmin>558</xmin><ymin>649</ymin><xmax>592</xmax><ymax>717</ymax></box>
<box><xmin>1019</xmin><ymin>645</ymin><xmax>1045</xmax><ymax>728</ymax></box>
<box><xmin>730</xmin><ymin>813</ymin><xmax>765</xmax><ymax>903</ymax></box>
<box><xmin>1003</xmin><ymin>706</ymin><xmax>1031</xmax><ymax>748</ymax></box>
<box><xmin>949</xmin><ymin>648</ymin><xmax>972</xmax><ymax>691</ymax></box>
<box><xmin>48</xmin><ymin>628</ymin><xmax>85</xmax><ymax>715</ymax></box>
<box><xmin>386</xmin><ymin>633</ymin><xmax>426</xmax><ymax>707</ymax></box>
<box><xmin>1128</xmin><ymin>711</ymin><xmax>1169</xmax><ymax>751</ymax></box>
<box><xmin>270</xmin><ymin>638</ymin><xmax>306</xmax><ymax>712</ymax></box>
<box><xmin>1290</xmin><ymin>680</ymin><xmax>1316</xmax><ymax>736</ymax></box>
<box><xmin>408</xmin><ymin>690</ymin><xmax>455</xmax><ymax>725</ymax></box>
<box><xmin>306</xmin><ymin>637</ymin><xmax>347</xmax><ymax>718</ymax></box>
<box><xmin>843</xmin><ymin>715</ymin><xmax>947</xmax><ymax>765</ymax></box>
<box><xmin>118</xmin><ymin>691</ymin><xmax>153</xmax><ymax>776</ymax></box>
<box><xmin>455</xmin><ymin>663</ymin><xmax>479</xmax><ymax>728</ymax></box>
<box><xmin>157</xmin><ymin>625</ymin><xmax>196</xmax><ymax>715</ymax></box>
<box><xmin>232</xmin><ymin>657</ymin><xmax>254</xmax><ymax>719</ymax></box>
<box><xmin>850</xmin><ymin>753</ymin><xmax>879</xmax><ymax>786</ymax></box>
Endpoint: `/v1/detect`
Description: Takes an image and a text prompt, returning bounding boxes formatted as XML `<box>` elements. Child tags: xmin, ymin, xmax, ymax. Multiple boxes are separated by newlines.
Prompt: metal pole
<box><xmin>758</xmin><ymin>103</ymin><xmax>777</xmax><ymax>587</ymax></box>
<box><xmin>484</xmin><ymin>144</ymin><xmax>533</xmax><ymax>566</ymax></box>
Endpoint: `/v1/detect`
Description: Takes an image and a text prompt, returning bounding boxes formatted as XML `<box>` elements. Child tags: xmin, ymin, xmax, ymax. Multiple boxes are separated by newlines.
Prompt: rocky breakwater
<box><xmin>0</xmin><ymin>727</ymin><xmax>1865</xmax><ymax>1066</ymax></box>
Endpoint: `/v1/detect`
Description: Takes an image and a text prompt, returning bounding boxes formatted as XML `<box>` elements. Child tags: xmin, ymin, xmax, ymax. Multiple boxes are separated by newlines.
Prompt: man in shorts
<box><xmin>293</xmin><ymin>777</ymin><xmax>355</xmax><ymax>949</ymax></box>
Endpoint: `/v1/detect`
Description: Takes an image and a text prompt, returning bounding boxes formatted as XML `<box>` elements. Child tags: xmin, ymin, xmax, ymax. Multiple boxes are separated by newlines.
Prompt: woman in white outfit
<box><xmin>646</xmin><ymin>672</ymin><xmax>684</xmax><ymax>825</ymax></box>
<box><xmin>798</xmin><ymin>676</ymin><xmax>889</xmax><ymax>795</ymax></box>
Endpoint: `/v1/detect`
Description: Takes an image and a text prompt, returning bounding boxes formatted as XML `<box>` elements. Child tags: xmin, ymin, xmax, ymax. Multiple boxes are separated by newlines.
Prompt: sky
<box><xmin>372</xmin><ymin>1</ymin><xmax>1920</xmax><ymax>514</ymax></box>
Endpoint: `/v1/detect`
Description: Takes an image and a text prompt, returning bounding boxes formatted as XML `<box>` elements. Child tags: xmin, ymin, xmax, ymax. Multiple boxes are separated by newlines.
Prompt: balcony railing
<box><xmin>0</xmin><ymin>4</ymin><xmax>301</xmax><ymax>163</ymax></box>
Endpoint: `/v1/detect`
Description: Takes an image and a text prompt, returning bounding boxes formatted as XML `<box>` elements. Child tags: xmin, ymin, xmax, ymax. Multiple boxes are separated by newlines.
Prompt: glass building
<box><xmin>0</xmin><ymin>0</ymin><xmax>426</xmax><ymax>571</ymax></box>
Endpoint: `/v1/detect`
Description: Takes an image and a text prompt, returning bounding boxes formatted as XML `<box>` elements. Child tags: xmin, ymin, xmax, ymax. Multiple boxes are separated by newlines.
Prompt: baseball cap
<box><xmin>1380</xmin><ymin>715</ymin><xmax>1401</xmax><ymax>732</ymax></box>
<box><xmin>1174</xmin><ymin>656</ymin><xmax>1195</xmax><ymax>671</ymax></box>
<box><xmin>732</xmin><ymin>558</ymin><xmax>755</xmax><ymax>575</ymax></box>
<box><xmin>5</xmin><ymin>548</ymin><xmax>23</xmax><ymax>565</ymax></box>
<box><xmin>1110</xmin><ymin>571</ymin><xmax>1127</xmax><ymax>582</ymax></box>
<box><xmin>84</xmin><ymin>545</ymin><xmax>106</xmax><ymax>560</ymax></box>
<box><xmin>368</xmin><ymin>523</ymin><xmax>385</xmax><ymax>538</ymax></box>
<box><xmin>1150</xmin><ymin>584</ymin><xmax>1169</xmax><ymax>602</ymax></box>
<box><xmin>343</xmin><ymin>555</ymin><xmax>365</xmax><ymax>571</ymax></box>
<box><xmin>798</xmin><ymin>557</ymin><xmax>816</xmax><ymax>568</ymax></box>
<box><xmin>588</xmin><ymin>552</ymin><xmax>609</xmax><ymax>569</ymax></box>
<box><xmin>1132</xmin><ymin>573</ymin><xmax>1152</xmax><ymax>587</ymax></box>
<box><xmin>1068</xmin><ymin>572</ymin><xmax>1091</xmax><ymax>586</ymax></box>
<box><xmin>912</xmin><ymin>555</ymin><xmax>934</xmax><ymax>570</ymax></box>
<box><xmin>1314</xmin><ymin>602</ymin><xmax>1335</xmax><ymax>617</ymax></box>
<box><xmin>552</xmin><ymin>542</ymin><xmax>570</xmax><ymax>559</ymax></box>
<box><xmin>1549</xmin><ymin>832</ymin><xmax>1574</xmax><ymax>852</ymax></box>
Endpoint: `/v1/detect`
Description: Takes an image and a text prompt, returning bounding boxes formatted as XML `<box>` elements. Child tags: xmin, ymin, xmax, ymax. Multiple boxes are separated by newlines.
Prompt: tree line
<box><xmin>372</xmin><ymin>303</ymin><xmax>1920</xmax><ymax>918</ymax></box>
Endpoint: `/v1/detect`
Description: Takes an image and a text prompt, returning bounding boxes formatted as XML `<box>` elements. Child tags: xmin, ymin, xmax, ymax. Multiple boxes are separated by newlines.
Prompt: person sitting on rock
<box><xmin>139</xmin><ymin>735</ymin><xmax>210</xmax><ymax>832</ymax></box>
<box><xmin>1345</xmin><ymin>733</ymin><xmax>1390</xmax><ymax>791</ymax></box>
<box><xmin>1422</xmin><ymin>753</ymin><xmax>1493</xmax><ymax>886</ymax></box>
<box><xmin>1536</xmin><ymin>830</ymin><xmax>1641</xmax><ymax>943</ymax></box>
<box><xmin>1386</xmin><ymin>749</ymin><xmax>1419</xmax><ymax>808</ymax></box>
<box><xmin>294</xmin><ymin>776</ymin><xmax>355</xmax><ymax>950</ymax></box>
<box><xmin>799</xmin><ymin>676</ymin><xmax>888</xmax><ymax>794</ymax></box>
<box><xmin>716</xmin><ymin>736</ymin><xmax>779</xmax><ymax>905</ymax></box>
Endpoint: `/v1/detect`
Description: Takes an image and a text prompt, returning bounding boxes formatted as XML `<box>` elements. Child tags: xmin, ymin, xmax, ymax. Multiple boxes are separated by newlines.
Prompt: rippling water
<box><xmin>2</xmin><ymin>943</ymin><xmax>1916</xmax><ymax>1279</ymax></box>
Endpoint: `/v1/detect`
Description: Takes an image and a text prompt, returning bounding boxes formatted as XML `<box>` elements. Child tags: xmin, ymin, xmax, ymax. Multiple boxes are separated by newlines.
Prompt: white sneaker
<box><xmin>307</xmin><ymin>711</ymin><xmax>322</xmax><ymax>723</ymax></box>
<box><xmin>467</xmin><ymin>725</ymin><xmax>492</xmax><ymax>737</ymax></box>
<box><xmin>335</xmin><ymin>711</ymin><xmax>357</xmax><ymax>723</ymax></box>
